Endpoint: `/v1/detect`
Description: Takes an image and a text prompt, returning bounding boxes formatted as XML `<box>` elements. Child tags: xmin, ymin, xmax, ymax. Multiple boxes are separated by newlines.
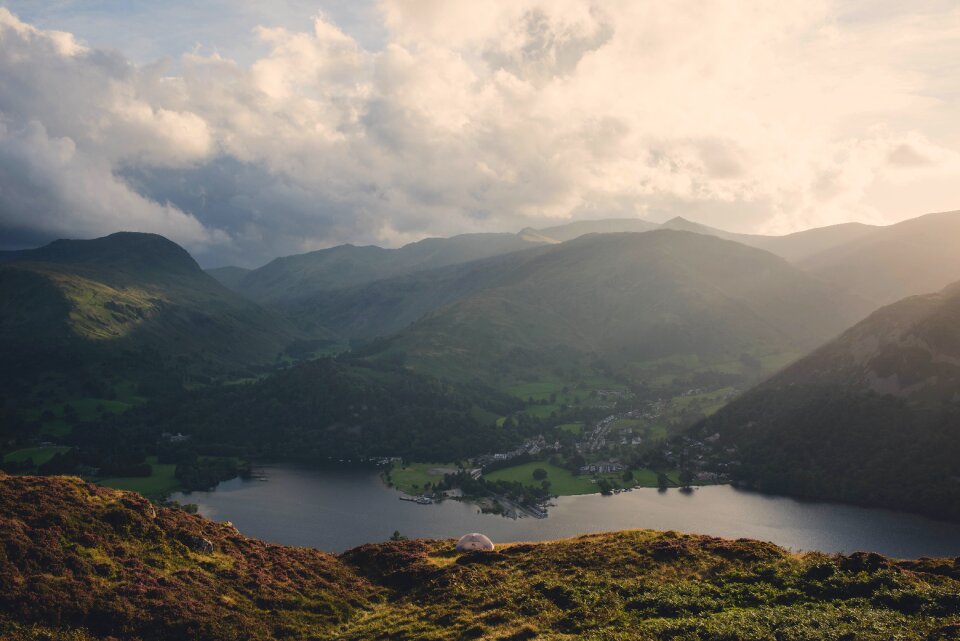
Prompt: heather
<box><xmin>2</xmin><ymin>472</ymin><xmax>959</xmax><ymax>640</ymax></box>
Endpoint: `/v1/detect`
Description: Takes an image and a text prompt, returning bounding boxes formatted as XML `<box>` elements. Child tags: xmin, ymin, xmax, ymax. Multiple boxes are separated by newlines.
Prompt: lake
<box><xmin>171</xmin><ymin>464</ymin><xmax>960</xmax><ymax>558</ymax></box>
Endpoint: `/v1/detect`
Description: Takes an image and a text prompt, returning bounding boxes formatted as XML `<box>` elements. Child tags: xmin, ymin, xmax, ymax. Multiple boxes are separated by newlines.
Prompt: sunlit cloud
<box><xmin>0</xmin><ymin>2</ymin><xmax>957</xmax><ymax>265</ymax></box>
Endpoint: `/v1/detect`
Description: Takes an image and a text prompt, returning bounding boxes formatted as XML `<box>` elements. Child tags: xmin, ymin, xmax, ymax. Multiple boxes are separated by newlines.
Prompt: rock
<box><xmin>187</xmin><ymin>535</ymin><xmax>214</xmax><ymax>554</ymax></box>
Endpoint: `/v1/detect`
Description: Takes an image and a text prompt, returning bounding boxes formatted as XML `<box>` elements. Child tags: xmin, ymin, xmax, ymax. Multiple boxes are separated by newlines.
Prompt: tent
<box><xmin>455</xmin><ymin>532</ymin><xmax>495</xmax><ymax>551</ymax></box>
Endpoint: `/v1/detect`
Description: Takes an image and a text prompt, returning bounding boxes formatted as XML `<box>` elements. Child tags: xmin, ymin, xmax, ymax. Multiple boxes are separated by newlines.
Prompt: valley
<box><xmin>5</xmin><ymin>213</ymin><xmax>960</xmax><ymax>524</ymax></box>
<box><xmin>3</xmin><ymin>215</ymin><xmax>960</xmax><ymax>641</ymax></box>
<box><xmin>3</xmin><ymin>6</ymin><xmax>959</xmax><ymax>638</ymax></box>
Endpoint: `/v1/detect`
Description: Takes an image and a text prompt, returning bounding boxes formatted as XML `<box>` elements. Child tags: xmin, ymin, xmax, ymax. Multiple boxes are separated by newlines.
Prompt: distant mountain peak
<box><xmin>662</xmin><ymin>216</ymin><xmax>716</xmax><ymax>232</ymax></box>
<box><xmin>7</xmin><ymin>231</ymin><xmax>203</xmax><ymax>278</ymax></box>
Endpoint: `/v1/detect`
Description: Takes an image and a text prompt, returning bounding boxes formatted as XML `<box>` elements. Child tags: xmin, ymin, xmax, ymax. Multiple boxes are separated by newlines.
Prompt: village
<box><xmin>387</xmin><ymin>385</ymin><xmax>738</xmax><ymax>516</ymax></box>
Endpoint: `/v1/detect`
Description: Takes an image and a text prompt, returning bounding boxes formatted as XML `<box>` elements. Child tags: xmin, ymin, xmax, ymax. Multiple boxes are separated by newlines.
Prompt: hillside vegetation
<box><xmin>374</xmin><ymin>231</ymin><xmax>870</xmax><ymax>385</ymax></box>
<box><xmin>94</xmin><ymin>358</ymin><xmax>523</xmax><ymax>463</ymax></box>
<box><xmin>0</xmin><ymin>232</ymin><xmax>293</xmax><ymax>364</ymax></box>
<box><xmin>695</xmin><ymin>279</ymin><xmax>960</xmax><ymax>519</ymax></box>
<box><xmin>0</xmin><ymin>232</ymin><xmax>296</xmax><ymax>432</ymax></box>
<box><xmin>2</xmin><ymin>473</ymin><xmax>960</xmax><ymax>641</ymax></box>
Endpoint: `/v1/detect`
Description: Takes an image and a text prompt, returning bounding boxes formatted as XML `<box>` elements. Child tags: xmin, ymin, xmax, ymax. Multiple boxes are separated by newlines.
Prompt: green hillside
<box><xmin>2</xmin><ymin>473</ymin><xmax>960</xmax><ymax>641</ymax></box>
<box><xmin>0</xmin><ymin>232</ymin><xmax>295</xmax><ymax>361</ymax></box>
<box><xmin>374</xmin><ymin>231</ymin><xmax>871</xmax><ymax>387</ymax></box>
<box><xmin>695</xmin><ymin>279</ymin><xmax>960</xmax><ymax>519</ymax></box>
<box><xmin>0</xmin><ymin>233</ymin><xmax>297</xmax><ymax>436</ymax></box>
<box><xmin>93</xmin><ymin>357</ymin><xmax>523</xmax><ymax>464</ymax></box>
<box><xmin>279</xmin><ymin>247</ymin><xmax>552</xmax><ymax>338</ymax></box>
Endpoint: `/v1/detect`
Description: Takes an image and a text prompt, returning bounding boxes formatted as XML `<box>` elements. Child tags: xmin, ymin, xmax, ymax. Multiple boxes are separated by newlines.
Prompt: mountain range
<box><xmin>219</xmin><ymin>233</ymin><xmax>542</xmax><ymax>304</ymax></box>
<box><xmin>210</xmin><ymin>210</ymin><xmax>960</xmax><ymax>338</ymax></box>
<box><xmin>209</xmin><ymin>214</ymin><xmax>888</xmax><ymax>304</ymax></box>
<box><xmin>5</xmin><ymin>210</ymin><xmax>960</xmax><ymax>520</ymax></box>
<box><xmin>368</xmin><ymin>230</ymin><xmax>870</xmax><ymax>384</ymax></box>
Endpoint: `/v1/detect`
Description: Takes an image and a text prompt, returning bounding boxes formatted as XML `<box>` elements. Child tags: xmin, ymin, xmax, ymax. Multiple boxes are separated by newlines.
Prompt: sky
<box><xmin>0</xmin><ymin>1</ymin><xmax>958</xmax><ymax>267</ymax></box>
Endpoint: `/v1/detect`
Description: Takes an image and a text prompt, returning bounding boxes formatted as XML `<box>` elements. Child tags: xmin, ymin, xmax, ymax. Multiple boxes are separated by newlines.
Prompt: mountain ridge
<box><xmin>0</xmin><ymin>232</ymin><xmax>297</xmax><ymax>412</ymax></box>
<box><xmin>694</xmin><ymin>278</ymin><xmax>960</xmax><ymax>518</ymax></box>
<box><xmin>374</xmin><ymin>230</ymin><xmax>872</xmax><ymax>385</ymax></box>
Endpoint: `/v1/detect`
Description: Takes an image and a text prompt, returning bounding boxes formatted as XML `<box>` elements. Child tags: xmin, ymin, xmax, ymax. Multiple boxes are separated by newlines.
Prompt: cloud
<box><xmin>0</xmin><ymin>118</ymin><xmax>217</xmax><ymax>248</ymax></box>
<box><xmin>0</xmin><ymin>3</ymin><xmax>958</xmax><ymax>265</ymax></box>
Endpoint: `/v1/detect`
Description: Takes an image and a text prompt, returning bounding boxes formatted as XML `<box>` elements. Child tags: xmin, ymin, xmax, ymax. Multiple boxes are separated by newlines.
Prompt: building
<box><xmin>579</xmin><ymin>461</ymin><xmax>624</xmax><ymax>474</ymax></box>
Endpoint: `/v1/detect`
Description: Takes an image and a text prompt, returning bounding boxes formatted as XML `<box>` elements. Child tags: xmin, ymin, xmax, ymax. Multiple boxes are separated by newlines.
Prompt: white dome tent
<box><xmin>455</xmin><ymin>533</ymin><xmax>495</xmax><ymax>552</ymax></box>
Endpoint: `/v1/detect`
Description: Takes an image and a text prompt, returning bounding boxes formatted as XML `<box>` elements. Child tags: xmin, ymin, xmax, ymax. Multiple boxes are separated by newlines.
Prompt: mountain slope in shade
<box><xmin>696</xmin><ymin>280</ymin><xmax>960</xmax><ymax>518</ymax></box>
<box><xmin>205</xmin><ymin>265</ymin><xmax>250</xmax><ymax>291</ymax></box>
<box><xmin>377</xmin><ymin>231</ymin><xmax>871</xmax><ymax>383</ymax></box>
<box><xmin>237</xmin><ymin>232</ymin><xmax>545</xmax><ymax>304</ymax></box>
<box><xmin>2</xmin><ymin>472</ymin><xmax>959</xmax><ymax>641</ymax></box>
<box><xmin>275</xmin><ymin>218</ymin><xmax>885</xmax><ymax>340</ymax></box>
<box><xmin>0</xmin><ymin>233</ymin><xmax>296</xmax><ymax>399</ymax></box>
<box><xmin>800</xmin><ymin>210</ymin><xmax>960</xmax><ymax>305</ymax></box>
<box><xmin>279</xmin><ymin>247</ymin><xmax>553</xmax><ymax>338</ymax></box>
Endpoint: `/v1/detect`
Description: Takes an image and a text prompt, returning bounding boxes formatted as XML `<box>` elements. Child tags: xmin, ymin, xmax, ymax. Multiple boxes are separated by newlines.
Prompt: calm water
<box><xmin>171</xmin><ymin>464</ymin><xmax>960</xmax><ymax>558</ymax></box>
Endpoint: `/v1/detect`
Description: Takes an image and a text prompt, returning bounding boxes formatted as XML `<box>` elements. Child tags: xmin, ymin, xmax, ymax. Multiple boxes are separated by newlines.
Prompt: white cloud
<box><xmin>0</xmin><ymin>118</ymin><xmax>217</xmax><ymax>247</ymax></box>
<box><xmin>0</xmin><ymin>2</ymin><xmax>958</xmax><ymax>265</ymax></box>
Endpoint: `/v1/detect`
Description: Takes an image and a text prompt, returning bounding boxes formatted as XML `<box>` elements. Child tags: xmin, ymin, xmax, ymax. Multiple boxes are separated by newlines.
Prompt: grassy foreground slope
<box><xmin>0</xmin><ymin>473</ymin><xmax>377</xmax><ymax>641</ymax></box>
<box><xmin>3</xmin><ymin>473</ymin><xmax>960</xmax><ymax>641</ymax></box>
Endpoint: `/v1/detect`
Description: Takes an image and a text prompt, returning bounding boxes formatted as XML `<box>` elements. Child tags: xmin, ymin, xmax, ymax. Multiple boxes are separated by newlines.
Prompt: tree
<box><xmin>622</xmin><ymin>469</ymin><xmax>634</xmax><ymax>483</ymax></box>
<box><xmin>596</xmin><ymin>478</ymin><xmax>613</xmax><ymax>495</ymax></box>
<box><xmin>390</xmin><ymin>530</ymin><xmax>408</xmax><ymax>541</ymax></box>
<box><xmin>657</xmin><ymin>472</ymin><xmax>670</xmax><ymax>491</ymax></box>
<box><xmin>679</xmin><ymin>469</ymin><xmax>694</xmax><ymax>489</ymax></box>
<box><xmin>532</xmin><ymin>468</ymin><xmax>548</xmax><ymax>481</ymax></box>
<box><xmin>568</xmin><ymin>453</ymin><xmax>586</xmax><ymax>472</ymax></box>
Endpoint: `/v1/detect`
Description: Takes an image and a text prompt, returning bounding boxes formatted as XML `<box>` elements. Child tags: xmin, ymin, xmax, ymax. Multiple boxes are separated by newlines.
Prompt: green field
<box><xmin>524</xmin><ymin>404</ymin><xmax>562</xmax><ymax>418</ymax></box>
<box><xmin>23</xmin><ymin>390</ymin><xmax>140</xmax><ymax>437</ymax></box>
<box><xmin>645</xmin><ymin>424</ymin><xmax>669</xmax><ymax>441</ymax></box>
<box><xmin>485</xmin><ymin>461</ymin><xmax>683</xmax><ymax>495</ymax></box>
<box><xmin>505</xmin><ymin>378</ymin><xmax>629</xmax><ymax>420</ymax></box>
<box><xmin>387</xmin><ymin>462</ymin><xmax>458</xmax><ymax>494</ymax></box>
<box><xmin>557</xmin><ymin>422</ymin><xmax>584</xmax><ymax>435</ymax></box>
<box><xmin>611</xmin><ymin>417</ymin><xmax>644</xmax><ymax>431</ymax></box>
<box><xmin>486</xmin><ymin>462</ymin><xmax>599</xmax><ymax>495</ymax></box>
<box><xmin>2</xmin><ymin>446</ymin><xmax>70</xmax><ymax>466</ymax></box>
<box><xmin>97</xmin><ymin>456</ymin><xmax>180</xmax><ymax>499</ymax></box>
